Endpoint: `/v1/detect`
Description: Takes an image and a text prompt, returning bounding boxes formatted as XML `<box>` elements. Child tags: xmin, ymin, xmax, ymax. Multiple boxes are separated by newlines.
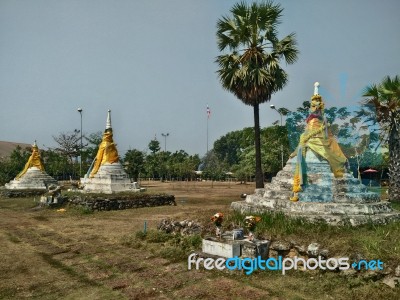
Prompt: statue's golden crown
<box><xmin>310</xmin><ymin>94</ymin><xmax>325</xmax><ymax>111</ymax></box>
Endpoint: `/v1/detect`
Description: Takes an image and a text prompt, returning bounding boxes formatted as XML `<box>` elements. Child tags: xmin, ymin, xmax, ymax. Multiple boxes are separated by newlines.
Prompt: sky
<box><xmin>1</xmin><ymin>0</ymin><xmax>399</xmax><ymax>157</ymax></box>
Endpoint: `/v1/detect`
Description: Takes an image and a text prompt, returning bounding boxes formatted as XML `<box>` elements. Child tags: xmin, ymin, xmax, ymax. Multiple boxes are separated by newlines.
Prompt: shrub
<box><xmin>146</xmin><ymin>230</ymin><xmax>172</xmax><ymax>243</ymax></box>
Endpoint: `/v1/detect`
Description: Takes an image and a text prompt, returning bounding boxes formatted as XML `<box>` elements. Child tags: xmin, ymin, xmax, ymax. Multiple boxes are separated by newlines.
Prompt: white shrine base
<box><xmin>5</xmin><ymin>167</ymin><xmax>58</xmax><ymax>190</ymax></box>
<box><xmin>82</xmin><ymin>162</ymin><xmax>144</xmax><ymax>194</ymax></box>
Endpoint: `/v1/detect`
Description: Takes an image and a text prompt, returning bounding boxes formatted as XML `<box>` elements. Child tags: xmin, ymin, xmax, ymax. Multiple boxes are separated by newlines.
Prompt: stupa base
<box><xmin>4</xmin><ymin>167</ymin><xmax>58</xmax><ymax>191</ymax></box>
<box><xmin>231</xmin><ymin>200</ymin><xmax>400</xmax><ymax>226</ymax></box>
<box><xmin>82</xmin><ymin>163</ymin><xmax>144</xmax><ymax>194</ymax></box>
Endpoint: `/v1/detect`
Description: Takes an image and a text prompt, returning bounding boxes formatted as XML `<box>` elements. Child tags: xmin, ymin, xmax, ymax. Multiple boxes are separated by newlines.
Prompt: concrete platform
<box><xmin>202</xmin><ymin>238</ymin><xmax>240</xmax><ymax>258</ymax></box>
<box><xmin>202</xmin><ymin>237</ymin><xmax>270</xmax><ymax>259</ymax></box>
<box><xmin>231</xmin><ymin>201</ymin><xmax>400</xmax><ymax>226</ymax></box>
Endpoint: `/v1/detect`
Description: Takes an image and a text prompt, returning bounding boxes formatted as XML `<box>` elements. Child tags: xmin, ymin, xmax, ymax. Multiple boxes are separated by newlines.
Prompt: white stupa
<box><xmin>81</xmin><ymin>110</ymin><xmax>144</xmax><ymax>194</ymax></box>
<box><xmin>5</xmin><ymin>141</ymin><xmax>58</xmax><ymax>191</ymax></box>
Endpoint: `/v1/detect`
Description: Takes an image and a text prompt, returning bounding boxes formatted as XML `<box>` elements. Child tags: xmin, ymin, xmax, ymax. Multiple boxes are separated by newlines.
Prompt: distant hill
<box><xmin>0</xmin><ymin>141</ymin><xmax>32</xmax><ymax>159</ymax></box>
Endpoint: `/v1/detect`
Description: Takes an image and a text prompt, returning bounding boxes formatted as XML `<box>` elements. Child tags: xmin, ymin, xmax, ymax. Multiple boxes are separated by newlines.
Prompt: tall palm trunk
<box><xmin>388</xmin><ymin>124</ymin><xmax>400</xmax><ymax>202</ymax></box>
<box><xmin>253</xmin><ymin>104</ymin><xmax>264</xmax><ymax>188</ymax></box>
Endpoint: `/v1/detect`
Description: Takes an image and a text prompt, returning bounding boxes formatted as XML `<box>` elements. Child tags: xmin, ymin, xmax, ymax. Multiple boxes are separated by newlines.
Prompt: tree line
<box><xmin>0</xmin><ymin>100</ymin><xmax>390</xmax><ymax>186</ymax></box>
<box><xmin>0</xmin><ymin>133</ymin><xmax>201</xmax><ymax>184</ymax></box>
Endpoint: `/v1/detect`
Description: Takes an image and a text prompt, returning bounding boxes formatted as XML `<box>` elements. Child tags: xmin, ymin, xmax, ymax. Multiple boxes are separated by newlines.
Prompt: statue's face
<box><xmin>310</xmin><ymin>95</ymin><xmax>325</xmax><ymax>113</ymax></box>
<box><xmin>310</xmin><ymin>99</ymin><xmax>322</xmax><ymax>112</ymax></box>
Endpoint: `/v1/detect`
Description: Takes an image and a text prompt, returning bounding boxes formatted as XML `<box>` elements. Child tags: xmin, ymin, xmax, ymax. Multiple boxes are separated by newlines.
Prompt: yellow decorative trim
<box><xmin>333</xmin><ymin>168</ymin><xmax>345</xmax><ymax>178</ymax></box>
<box><xmin>292</xmin><ymin>173</ymin><xmax>302</xmax><ymax>193</ymax></box>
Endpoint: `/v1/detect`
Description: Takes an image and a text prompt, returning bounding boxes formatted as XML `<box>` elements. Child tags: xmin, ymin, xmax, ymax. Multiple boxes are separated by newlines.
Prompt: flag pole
<box><xmin>207</xmin><ymin>114</ymin><xmax>209</xmax><ymax>153</ymax></box>
<box><xmin>206</xmin><ymin>105</ymin><xmax>211</xmax><ymax>153</ymax></box>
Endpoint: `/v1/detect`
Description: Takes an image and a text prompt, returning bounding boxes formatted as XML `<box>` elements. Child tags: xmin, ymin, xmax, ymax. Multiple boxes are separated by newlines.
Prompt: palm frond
<box><xmin>216</xmin><ymin>1</ymin><xmax>298</xmax><ymax>106</ymax></box>
<box><xmin>360</xmin><ymin>74</ymin><xmax>400</xmax><ymax>160</ymax></box>
<box><xmin>276</xmin><ymin>32</ymin><xmax>299</xmax><ymax>64</ymax></box>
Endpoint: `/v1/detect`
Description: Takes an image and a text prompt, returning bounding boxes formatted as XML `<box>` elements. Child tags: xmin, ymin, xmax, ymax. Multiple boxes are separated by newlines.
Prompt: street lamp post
<box><xmin>77</xmin><ymin>108</ymin><xmax>83</xmax><ymax>178</ymax></box>
<box><xmin>270</xmin><ymin>104</ymin><xmax>284</xmax><ymax>169</ymax></box>
<box><xmin>161</xmin><ymin>133</ymin><xmax>169</xmax><ymax>152</ymax></box>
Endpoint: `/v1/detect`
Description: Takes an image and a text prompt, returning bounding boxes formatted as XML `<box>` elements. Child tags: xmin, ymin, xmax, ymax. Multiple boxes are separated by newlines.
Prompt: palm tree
<box><xmin>362</xmin><ymin>75</ymin><xmax>400</xmax><ymax>202</ymax></box>
<box><xmin>216</xmin><ymin>1</ymin><xmax>298</xmax><ymax>188</ymax></box>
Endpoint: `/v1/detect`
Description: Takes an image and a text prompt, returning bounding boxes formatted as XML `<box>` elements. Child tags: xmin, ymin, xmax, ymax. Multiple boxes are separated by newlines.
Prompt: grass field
<box><xmin>0</xmin><ymin>181</ymin><xmax>399</xmax><ymax>299</ymax></box>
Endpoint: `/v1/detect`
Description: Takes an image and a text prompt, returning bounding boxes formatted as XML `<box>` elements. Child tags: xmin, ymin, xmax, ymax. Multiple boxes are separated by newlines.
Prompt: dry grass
<box><xmin>0</xmin><ymin>180</ymin><xmax>399</xmax><ymax>299</ymax></box>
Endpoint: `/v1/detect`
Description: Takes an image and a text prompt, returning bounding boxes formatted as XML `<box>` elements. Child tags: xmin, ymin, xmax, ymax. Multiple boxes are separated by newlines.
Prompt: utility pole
<box><xmin>270</xmin><ymin>104</ymin><xmax>284</xmax><ymax>169</ymax></box>
<box><xmin>77</xmin><ymin>107</ymin><xmax>83</xmax><ymax>178</ymax></box>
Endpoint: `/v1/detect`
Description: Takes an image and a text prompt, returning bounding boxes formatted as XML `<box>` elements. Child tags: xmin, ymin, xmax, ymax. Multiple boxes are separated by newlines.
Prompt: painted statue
<box><xmin>290</xmin><ymin>83</ymin><xmax>347</xmax><ymax>201</ymax></box>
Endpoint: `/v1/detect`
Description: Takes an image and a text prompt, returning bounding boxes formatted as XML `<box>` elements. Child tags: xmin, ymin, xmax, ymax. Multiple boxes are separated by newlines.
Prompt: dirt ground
<box><xmin>0</xmin><ymin>181</ymin><xmax>259</xmax><ymax>300</ymax></box>
<box><xmin>0</xmin><ymin>181</ymin><xmax>398</xmax><ymax>299</ymax></box>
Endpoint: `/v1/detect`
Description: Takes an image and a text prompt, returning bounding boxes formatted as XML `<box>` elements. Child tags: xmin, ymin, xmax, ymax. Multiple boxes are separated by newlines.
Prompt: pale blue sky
<box><xmin>1</xmin><ymin>0</ymin><xmax>399</xmax><ymax>156</ymax></box>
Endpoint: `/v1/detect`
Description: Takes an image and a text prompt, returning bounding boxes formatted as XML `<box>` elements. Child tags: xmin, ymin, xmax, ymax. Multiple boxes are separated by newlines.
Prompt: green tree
<box><xmin>0</xmin><ymin>146</ymin><xmax>31</xmax><ymax>184</ymax></box>
<box><xmin>0</xmin><ymin>158</ymin><xmax>10</xmax><ymax>184</ymax></box>
<box><xmin>123</xmin><ymin>149</ymin><xmax>145</xmax><ymax>181</ymax></box>
<box><xmin>145</xmin><ymin>154</ymin><xmax>157</xmax><ymax>179</ymax></box>
<box><xmin>184</xmin><ymin>154</ymin><xmax>201</xmax><ymax>180</ymax></box>
<box><xmin>362</xmin><ymin>75</ymin><xmax>400</xmax><ymax>201</ymax></box>
<box><xmin>41</xmin><ymin>149</ymin><xmax>70</xmax><ymax>180</ymax></box>
<box><xmin>168</xmin><ymin>150</ymin><xmax>188</xmax><ymax>179</ymax></box>
<box><xmin>261</xmin><ymin>126</ymin><xmax>290</xmax><ymax>174</ymax></box>
<box><xmin>202</xmin><ymin>150</ymin><xmax>228</xmax><ymax>184</ymax></box>
<box><xmin>84</xmin><ymin>131</ymin><xmax>102</xmax><ymax>161</ymax></box>
<box><xmin>213</xmin><ymin>127</ymin><xmax>254</xmax><ymax>166</ymax></box>
<box><xmin>148</xmin><ymin>138</ymin><xmax>161</xmax><ymax>154</ymax></box>
<box><xmin>9</xmin><ymin>146</ymin><xmax>31</xmax><ymax>176</ymax></box>
<box><xmin>156</xmin><ymin>151</ymin><xmax>170</xmax><ymax>181</ymax></box>
<box><xmin>232</xmin><ymin>126</ymin><xmax>290</xmax><ymax>180</ymax></box>
<box><xmin>145</xmin><ymin>138</ymin><xmax>162</xmax><ymax>179</ymax></box>
<box><xmin>213</xmin><ymin>125</ymin><xmax>290</xmax><ymax>178</ymax></box>
<box><xmin>232</xmin><ymin>162</ymin><xmax>253</xmax><ymax>184</ymax></box>
<box><xmin>216</xmin><ymin>1</ymin><xmax>298</xmax><ymax>188</ymax></box>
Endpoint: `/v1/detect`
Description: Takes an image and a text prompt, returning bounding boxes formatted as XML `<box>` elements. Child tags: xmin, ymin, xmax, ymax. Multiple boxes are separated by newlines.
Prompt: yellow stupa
<box><xmin>5</xmin><ymin>141</ymin><xmax>58</xmax><ymax>190</ymax></box>
<box><xmin>82</xmin><ymin>110</ymin><xmax>143</xmax><ymax>193</ymax></box>
<box><xmin>89</xmin><ymin>110</ymin><xmax>119</xmax><ymax>178</ymax></box>
<box><xmin>15</xmin><ymin>141</ymin><xmax>45</xmax><ymax>180</ymax></box>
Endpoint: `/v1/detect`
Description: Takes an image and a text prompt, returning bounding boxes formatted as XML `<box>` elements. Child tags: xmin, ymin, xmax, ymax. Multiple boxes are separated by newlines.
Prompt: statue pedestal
<box><xmin>202</xmin><ymin>238</ymin><xmax>241</xmax><ymax>258</ymax></box>
<box><xmin>202</xmin><ymin>236</ymin><xmax>270</xmax><ymax>259</ymax></box>
<box><xmin>82</xmin><ymin>163</ymin><xmax>142</xmax><ymax>194</ymax></box>
<box><xmin>232</xmin><ymin>150</ymin><xmax>400</xmax><ymax>226</ymax></box>
<box><xmin>5</xmin><ymin>167</ymin><xmax>58</xmax><ymax>190</ymax></box>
